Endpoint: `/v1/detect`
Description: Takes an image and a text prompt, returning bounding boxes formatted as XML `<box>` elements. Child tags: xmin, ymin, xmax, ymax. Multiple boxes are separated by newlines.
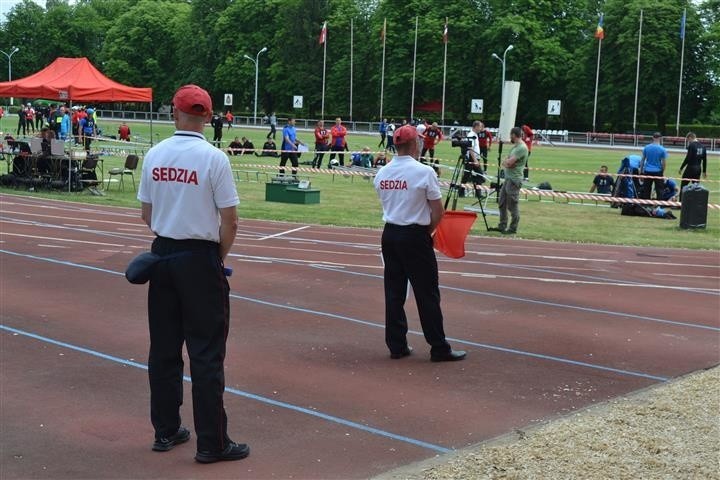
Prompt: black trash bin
<box><xmin>679</xmin><ymin>183</ymin><xmax>708</xmax><ymax>229</ymax></box>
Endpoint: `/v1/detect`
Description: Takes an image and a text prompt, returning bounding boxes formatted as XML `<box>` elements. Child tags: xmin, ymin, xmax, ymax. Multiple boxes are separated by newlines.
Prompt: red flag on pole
<box><xmin>433</xmin><ymin>211</ymin><xmax>477</xmax><ymax>258</ymax></box>
<box><xmin>319</xmin><ymin>21</ymin><xmax>327</xmax><ymax>45</ymax></box>
<box><xmin>442</xmin><ymin>22</ymin><xmax>448</xmax><ymax>44</ymax></box>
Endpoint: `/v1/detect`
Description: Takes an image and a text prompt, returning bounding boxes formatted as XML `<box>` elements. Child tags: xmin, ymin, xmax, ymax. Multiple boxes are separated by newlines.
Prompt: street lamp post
<box><xmin>491</xmin><ymin>44</ymin><xmax>513</xmax><ymax>114</ymax></box>
<box><xmin>1</xmin><ymin>46</ymin><xmax>20</xmax><ymax>105</ymax></box>
<box><xmin>244</xmin><ymin>47</ymin><xmax>267</xmax><ymax>125</ymax></box>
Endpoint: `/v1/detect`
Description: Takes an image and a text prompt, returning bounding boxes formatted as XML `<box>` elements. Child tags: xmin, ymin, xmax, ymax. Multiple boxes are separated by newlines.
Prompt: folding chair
<box><xmin>106</xmin><ymin>154</ymin><xmax>139</xmax><ymax>191</ymax></box>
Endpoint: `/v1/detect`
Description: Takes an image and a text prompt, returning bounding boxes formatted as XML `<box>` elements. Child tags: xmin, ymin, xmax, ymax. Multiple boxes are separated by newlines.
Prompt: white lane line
<box><xmin>62</xmin><ymin>223</ymin><xmax>88</xmax><ymax>228</ymax></box>
<box><xmin>626</xmin><ymin>260</ymin><xmax>720</xmax><ymax>269</ymax></box>
<box><xmin>1</xmin><ymin>211</ymin><xmax>142</xmax><ymax>228</ymax></box>
<box><xmin>116</xmin><ymin>228</ymin><xmax>146</xmax><ymax>233</ymax></box>
<box><xmin>258</xmin><ymin>225</ymin><xmax>311</xmax><ymax>241</ymax></box>
<box><xmin>37</xmin><ymin>244</ymin><xmax>69</xmax><ymax>249</ymax></box>
<box><xmin>456</xmin><ymin>272</ymin><xmax>720</xmax><ymax>292</ymax></box>
<box><xmin>0</xmin><ymin>232</ymin><xmax>125</xmax><ymax>248</ymax></box>
<box><xmin>653</xmin><ymin>273</ymin><xmax>720</xmax><ymax>279</ymax></box>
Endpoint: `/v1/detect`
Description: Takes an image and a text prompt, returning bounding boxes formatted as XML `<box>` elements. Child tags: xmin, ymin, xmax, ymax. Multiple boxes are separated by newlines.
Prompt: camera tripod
<box><xmin>444</xmin><ymin>152</ymin><xmax>492</xmax><ymax>231</ymax></box>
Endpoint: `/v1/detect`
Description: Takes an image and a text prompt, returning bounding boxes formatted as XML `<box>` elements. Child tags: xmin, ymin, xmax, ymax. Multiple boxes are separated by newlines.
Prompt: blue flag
<box><xmin>680</xmin><ymin>9</ymin><xmax>686</xmax><ymax>39</ymax></box>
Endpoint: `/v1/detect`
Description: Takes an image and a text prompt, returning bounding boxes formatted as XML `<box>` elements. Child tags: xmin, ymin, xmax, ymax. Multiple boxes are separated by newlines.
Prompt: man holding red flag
<box><xmin>373</xmin><ymin>124</ymin><xmax>466</xmax><ymax>363</ymax></box>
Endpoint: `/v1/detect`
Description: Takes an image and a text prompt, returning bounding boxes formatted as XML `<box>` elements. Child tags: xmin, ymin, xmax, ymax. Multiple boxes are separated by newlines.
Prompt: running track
<box><xmin>1</xmin><ymin>193</ymin><xmax>718</xmax><ymax>479</ymax></box>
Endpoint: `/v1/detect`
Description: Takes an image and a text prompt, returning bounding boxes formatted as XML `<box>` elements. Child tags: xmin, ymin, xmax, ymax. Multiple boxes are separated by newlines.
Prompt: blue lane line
<box><xmin>2</xmin><ymin>249</ymin><xmax>672</xmax><ymax>381</ymax></box>
<box><xmin>0</xmin><ymin>324</ymin><xmax>450</xmax><ymax>454</ymax></box>
<box><xmin>230</xmin><ymin>294</ymin><xmax>669</xmax><ymax>382</ymax></box>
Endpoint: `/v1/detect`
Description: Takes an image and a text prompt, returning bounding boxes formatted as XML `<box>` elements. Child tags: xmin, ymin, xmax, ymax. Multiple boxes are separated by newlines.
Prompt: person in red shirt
<box><xmin>225</xmin><ymin>110</ymin><xmax>234</xmax><ymax>130</ymax></box>
<box><xmin>421</xmin><ymin>122</ymin><xmax>443</xmax><ymax>176</ymax></box>
<box><xmin>328</xmin><ymin>117</ymin><xmax>347</xmax><ymax>167</ymax></box>
<box><xmin>475</xmin><ymin>121</ymin><xmax>493</xmax><ymax>172</ymax></box>
<box><xmin>521</xmin><ymin>124</ymin><xmax>533</xmax><ymax>180</ymax></box>
<box><xmin>118</xmin><ymin>122</ymin><xmax>131</xmax><ymax>141</ymax></box>
<box><xmin>312</xmin><ymin>120</ymin><xmax>330</xmax><ymax>168</ymax></box>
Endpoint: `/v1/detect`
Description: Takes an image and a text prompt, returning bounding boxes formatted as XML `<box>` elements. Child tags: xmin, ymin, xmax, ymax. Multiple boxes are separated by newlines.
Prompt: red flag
<box><xmin>433</xmin><ymin>211</ymin><xmax>476</xmax><ymax>258</ymax></box>
<box><xmin>442</xmin><ymin>22</ymin><xmax>448</xmax><ymax>44</ymax></box>
<box><xmin>319</xmin><ymin>21</ymin><xmax>327</xmax><ymax>45</ymax></box>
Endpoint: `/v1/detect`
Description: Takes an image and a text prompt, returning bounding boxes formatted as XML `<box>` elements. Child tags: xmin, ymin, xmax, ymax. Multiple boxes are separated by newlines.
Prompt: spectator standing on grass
<box><xmin>267</xmin><ymin>112</ymin><xmax>277</xmax><ymax>140</ymax></box>
<box><xmin>25</xmin><ymin>104</ymin><xmax>35</xmax><ymax>134</ymax></box>
<box><xmin>640</xmin><ymin>132</ymin><xmax>668</xmax><ymax>200</ymax></box>
<box><xmin>137</xmin><ymin>84</ymin><xmax>248</xmax><ymax>464</ymax></box>
<box><xmin>328</xmin><ymin>117</ymin><xmax>347</xmax><ymax>167</ymax></box>
<box><xmin>79</xmin><ymin>108</ymin><xmax>97</xmax><ymax>152</ymax></box>
<box><xmin>378</xmin><ymin>118</ymin><xmax>388</xmax><ymax>148</ymax></box>
<box><xmin>211</xmin><ymin>112</ymin><xmax>224</xmax><ymax>147</ymax></box>
<box><xmin>589</xmin><ymin>165</ymin><xmax>615</xmax><ymax>194</ymax></box>
<box><xmin>421</xmin><ymin>122</ymin><xmax>443</xmax><ymax>175</ymax></box>
<box><xmin>678</xmin><ymin>132</ymin><xmax>707</xmax><ymax>201</ymax></box>
<box><xmin>373</xmin><ymin>124</ymin><xmax>466</xmax><ymax>363</ymax></box>
<box><xmin>312</xmin><ymin>120</ymin><xmax>330</xmax><ymax>168</ymax></box>
<box><xmin>386</xmin><ymin>119</ymin><xmax>396</xmax><ymax>153</ymax></box>
<box><xmin>521</xmin><ymin>124</ymin><xmax>533</xmax><ymax>180</ymax></box>
<box><xmin>476</xmin><ymin>121</ymin><xmax>493</xmax><ymax>172</ymax></box>
<box><xmin>496</xmin><ymin>126</ymin><xmax>527</xmax><ymax>235</ymax></box>
<box><xmin>60</xmin><ymin>107</ymin><xmax>71</xmax><ymax>141</ymax></box>
<box><xmin>16</xmin><ymin>106</ymin><xmax>27</xmax><ymax>136</ymax></box>
<box><xmin>225</xmin><ymin>110</ymin><xmax>234</xmax><ymax>130</ymax></box>
<box><xmin>280</xmin><ymin>117</ymin><xmax>304</xmax><ymax>177</ymax></box>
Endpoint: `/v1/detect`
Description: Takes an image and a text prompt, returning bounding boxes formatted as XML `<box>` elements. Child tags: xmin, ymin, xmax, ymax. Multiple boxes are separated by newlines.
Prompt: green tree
<box><xmin>100</xmin><ymin>0</ymin><xmax>192</xmax><ymax>104</ymax></box>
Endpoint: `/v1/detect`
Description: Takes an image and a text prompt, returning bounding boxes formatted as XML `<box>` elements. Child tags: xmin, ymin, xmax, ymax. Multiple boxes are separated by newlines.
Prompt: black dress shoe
<box><xmin>501</xmin><ymin>229</ymin><xmax>517</xmax><ymax>235</ymax></box>
<box><xmin>152</xmin><ymin>426</ymin><xmax>191</xmax><ymax>452</ymax></box>
<box><xmin>430</xmin><ymin>350</ymin><xmax>467</xmax><ymax>362</ymax></box>
<box><xmin>195</xmin><ymin>441</ymin><xmax>250</xmax><ymax>464</ymax></box>
<box><xmin>390</xmin><ymin>346</ymin><xmax>413</xmax><ymax>359</ymax></box>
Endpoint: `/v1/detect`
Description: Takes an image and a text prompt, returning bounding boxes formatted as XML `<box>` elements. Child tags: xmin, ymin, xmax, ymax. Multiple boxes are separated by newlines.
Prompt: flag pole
<box><xmin>592</xmin><ymin>38</ymin><xmax>602</xmax><ymax>133</ymax></box>
<box><xmin>633</xmin><ymin>9</ymin><xmax>643</xmax><ymax>145</ymax></box>
<box><xmin>321</xmin><ymin>22</ymin><xmax>327</xmax><ymax>119</ymax></box>
<box><xmin>410</xmin><ymin>16</ymin><xmax>418</xmax><ymax>120</ymax></box>
<box><xmin>441</xmin><ymin>18</ymin><xmax>448</xmax><ymax>125</ymax></box>
<box><xmin>380</xmin><ymin>18</ymin><xmax>386</xmax><ymax>120</ymax></box>
<box><xmin>675</xmin><ymin>8</ymin><xmax>686</xmax><ymax>137</ymax></box>
<box><xmin>350</xmin><ymin>17</ymin><xmax>354</xmax><ymax>121</ymax></box>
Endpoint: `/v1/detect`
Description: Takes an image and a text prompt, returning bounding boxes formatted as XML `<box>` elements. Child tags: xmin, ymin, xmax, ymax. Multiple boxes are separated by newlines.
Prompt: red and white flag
<box><xmin>319</xmin><ymin>21</ymin><xmax>327</xmax><ymax>45</ymax></box>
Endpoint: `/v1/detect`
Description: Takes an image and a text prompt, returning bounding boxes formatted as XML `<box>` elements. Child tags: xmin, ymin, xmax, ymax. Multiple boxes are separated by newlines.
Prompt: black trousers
<box><xmin>641</xmin><ymin>170</ymin><xmax>664</xmax><ymax>200</ymax></box>
<box><xmin>312</xmin><ymin>144</ymin><xmax>328</xmax><ymax>168</ymax></box>
<box><xmin>381</xmin><ymin>224</ymin><xmax>451</xmax><ymax>356</ymax></box>
<box><xmin>280</xmin><ymin>151</ymin><xmax>298</xmax><ymax>175</ymax></box>
<box><xmin>328</xmin><ymin>145</ymin><xmax>345</xmax><ymax>166</ymax></box>
<box><xmin>680</xmin><ymin>166</ymin><xmax>701</xmax><ymax>201</ymax></box>
<box><xmin>480</xmin><ymin>146</ymin><xmax>489</xmax><ymax>171</ymax></box>
<box><xmin>148</xmin><ymin>236</ymin><xmax>231</xmax><ymax>453</ymax></box>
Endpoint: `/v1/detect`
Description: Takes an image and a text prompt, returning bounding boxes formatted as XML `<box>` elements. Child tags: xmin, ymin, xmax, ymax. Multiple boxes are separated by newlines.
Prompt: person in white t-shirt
<box><xmin>137</xmin><ymin>84</ymin><xmax>249</xmax><ymax>464</ymax></box>
<box><xmin>373</xmin><ymin>124</ymin><xmax>467</xmax><ymax>363</ymax></box>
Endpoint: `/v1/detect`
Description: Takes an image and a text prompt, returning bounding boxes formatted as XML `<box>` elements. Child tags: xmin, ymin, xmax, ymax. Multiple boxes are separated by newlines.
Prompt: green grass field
<box><xmin>2</xmin><ymin>119</ymin><xmax>718</xmax><ymax>250</ymax></box>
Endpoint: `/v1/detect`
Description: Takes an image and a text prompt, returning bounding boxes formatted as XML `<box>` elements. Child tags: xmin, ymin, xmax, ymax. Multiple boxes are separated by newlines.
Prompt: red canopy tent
<box><xmin>0</xmin><ymin>57</ymin><xmax>152</xmax><ymax>102</ymax></box>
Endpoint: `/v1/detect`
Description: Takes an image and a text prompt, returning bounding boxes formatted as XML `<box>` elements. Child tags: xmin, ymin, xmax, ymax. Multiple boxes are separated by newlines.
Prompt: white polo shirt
<box><xmin>137</xmin><ymin>131</ymin><xmax>239</xmax><ymax>242</ymax></box>
<box><xmin>373</xmin><ymin>155</ymin><xmax>441</xmax><ymax>226</ymax></box>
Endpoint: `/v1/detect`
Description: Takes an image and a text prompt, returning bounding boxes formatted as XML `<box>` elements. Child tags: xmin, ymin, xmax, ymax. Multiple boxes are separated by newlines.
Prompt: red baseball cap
<box><xmin>172</xmin><ymin>84</ymin><xmax>212</xmax><ymax>117</ymax></box>
<box><xmin>393</xmin><ymin>125</ymin><xmax>420</xmax><ymax>145</ymax></box>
